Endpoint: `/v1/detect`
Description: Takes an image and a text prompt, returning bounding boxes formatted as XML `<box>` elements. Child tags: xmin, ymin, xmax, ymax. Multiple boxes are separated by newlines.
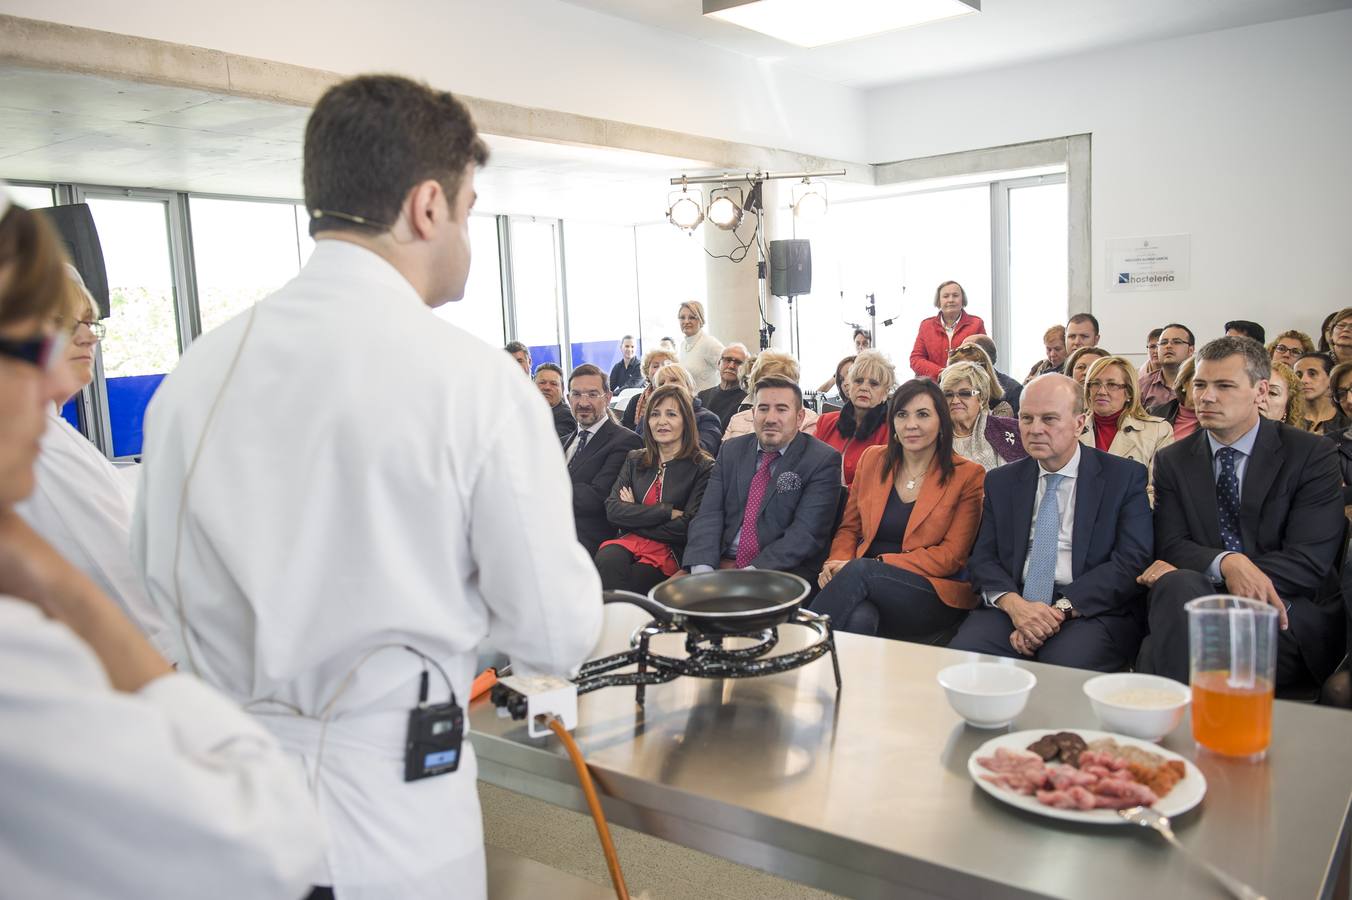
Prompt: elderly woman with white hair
<box><xmin>650</xmin><ymin>362</ymin><xmax>724</xmax><ymax>455</ymax></box>
<box><xmin>815</xmin><ymin>349</ymin><xmax>896</xmax><ymax>486</ymax></box>
<box><xmin>676</xmin><ymin>299</ymin><xmax>724</xmax><ymax>392</ymax></box>
<box><xmin>723</xmin><ymin>350</ymin><xmax>819</xmax><ymax>440</ymax></box>
<box><xmin>941</xmin><ymin>361</ymin><xmax>1026</xmax><ymax>471</ymax></box>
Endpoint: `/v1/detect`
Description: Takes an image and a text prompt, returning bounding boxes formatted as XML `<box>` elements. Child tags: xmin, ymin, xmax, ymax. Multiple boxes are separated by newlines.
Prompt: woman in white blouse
<box><xmin>677</xmin><ymin>300</ymin><xmax>725</xmax><ymax>392</ymax></box>
<box><xmin>15</xmin><ymin>269</ymin><xmax>171</xmax><ymax>653</ymax></box>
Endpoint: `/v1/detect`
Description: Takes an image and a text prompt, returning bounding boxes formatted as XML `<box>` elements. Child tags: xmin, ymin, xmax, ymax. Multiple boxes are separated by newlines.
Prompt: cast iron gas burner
<box><xmin>573</xmin><ymin>609</ymin><xmax>842</xmax><ymax>708</ymax></box>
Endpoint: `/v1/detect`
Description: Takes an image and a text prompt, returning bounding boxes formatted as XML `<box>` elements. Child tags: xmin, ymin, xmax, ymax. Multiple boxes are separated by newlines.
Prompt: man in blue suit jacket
<box><xmin>950</xmin><ymin>375</ymin><xmax>1153</xmax><ymax>671</ymax></box>
<box><xmin>682</xmin><ymin>376</ymin><xmax>843</xmax><ymax>581</ymax></box>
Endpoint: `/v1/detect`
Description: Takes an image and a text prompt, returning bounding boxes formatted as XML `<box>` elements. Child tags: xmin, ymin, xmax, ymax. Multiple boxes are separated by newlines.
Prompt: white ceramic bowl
<box><xmin>1082</xmin><ymin>672</ymin><xmax>1190</xmax><ymax>741</ymax></box>
<box><xmin>937</xmin><ymin>662</ymin><xmax>1037</xmax><ymax>729</ymax></box>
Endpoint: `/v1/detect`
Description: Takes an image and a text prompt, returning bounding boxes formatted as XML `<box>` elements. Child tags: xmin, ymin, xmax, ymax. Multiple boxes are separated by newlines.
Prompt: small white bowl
<box><xmin>1083</xmin><ymin>673</ymin><xmax>1190</xmax><ymax>741</ymax></box>
<box><xmin>937</xmin><ymin>662</ymin><xmax>1037</xmax><ymax>729</ymax></box>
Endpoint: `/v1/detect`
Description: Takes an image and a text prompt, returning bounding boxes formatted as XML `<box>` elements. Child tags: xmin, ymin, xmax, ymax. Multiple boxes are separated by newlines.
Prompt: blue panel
<box><xmin>527</xmin><ymin>344</ymin><xmax>561</xmax><ymax>369</ymax></box>
<box><xmin>107</xmin><ymin>373</ymin><xmax>166</xmax><ymax>458</ymax></box>
<box><xmin>571</xmin><ymin>339</ymin><xmax>624</xmax><ymax>374</ymax></box>
<box><xmin>60</xmin><ymin>398</ymin><xmax>80</xmax><ymax>429</ymax></box>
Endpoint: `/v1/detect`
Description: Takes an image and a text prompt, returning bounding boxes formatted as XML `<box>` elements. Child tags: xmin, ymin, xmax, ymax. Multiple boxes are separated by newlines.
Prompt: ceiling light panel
<box><xmin>703</xmin><ymin>0</ymin><xmax>979</xmax><ymax>48</ymax></box>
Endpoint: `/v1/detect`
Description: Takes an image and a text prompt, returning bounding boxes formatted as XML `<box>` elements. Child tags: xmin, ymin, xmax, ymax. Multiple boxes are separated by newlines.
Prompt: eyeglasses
<box><xmin>943</xmin><ymin>389</ymin><xmax>981</xmax><ymax>401</ymax></box>
<box><xmin>569</xmin><ymin>390</ymin><xmax>605</xmax><ymax>401</ymax></box>
<box><xmin>1158</xmin><ymin>338</ymin><xmax>1193</xmax><ymax>347</ymax></box>
<box><xmin>1146</xmin><ymin>342</ymin><xmax>1159</xmax><ymax>351</ymax></box>
<box><xmin>718</xmin><ymin>356</ymin><xmax>745</xmax><ymax>366</ymax></box>
<box><xmin>72</xmin><ymin>319</ymin><xmax>106</xmax><ymax>339</ymax></box>
<box><xmin>0</xmin><ymin>331</ymin><xmax>67</xmax><ymax>372</ymax></box>
<box><xmin>1335</xmin><ymin>388</ymin><xmax>1351</xmax><ymax>400</ymax></box>
<box><xmin>1333</xmin><ymin>323</ymin><xmax>1352</xmax><ymax>334</ymax></box>
<box><xmin>1272</xmin><ymin>343</ymin><xmax>1303</xmax><ymax>355</ymax></box>
<box><xmin>1087</xmin><ymin>379</ymin><xmax>1128</xmax><ymax>393</ymax></box>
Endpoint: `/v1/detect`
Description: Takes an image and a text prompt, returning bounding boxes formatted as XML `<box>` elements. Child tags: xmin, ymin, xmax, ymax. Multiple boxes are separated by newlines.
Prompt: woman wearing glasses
<box><xmin>1267</xmin><ymin>330</ymin><xmax>1315</xmax><ymax>368</ymax></box>
<box><xmin>946</xmin><ymin>343</ymin><xmax>1012</xmax><ymax>416</ymax></box>
<box><xmin>599</xmin><ymin>384</ymin><xmax>714</xmax><ymax>594</ymax></box>
<box><xmin>812</xmin><ymin>380</ymin><xmax>984</xmax><ymax>643</ymax></box>
<box><xmin>815</xmin><ymin>350</ymin><xmax>896</xmax><ymax>487</ymax></box>
<box><xmin>13</xmin><ymin>270</ymin><xmax>171</xmax><ymax>653</ymax></box>
<box><xmin>676</xmin><ymin>300</ymin><xmax>725</xmax><ymax>393</ymax></box>
<box><xmin>1078</xmin><ymin>355</ymin><xmax>1173</xmax><ymax>502</ymax></box>
<box><xmin>939</xmin><ymin>361</ymin><xmax>1025</xmax><ymax>471</ymax></box>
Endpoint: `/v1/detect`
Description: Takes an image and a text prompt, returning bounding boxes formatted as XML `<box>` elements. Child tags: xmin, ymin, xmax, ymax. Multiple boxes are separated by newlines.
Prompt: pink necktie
<box><xmin>736</xmin><ymin>451</ymin><xmax>776</xmax><ymax>567</ymax></box>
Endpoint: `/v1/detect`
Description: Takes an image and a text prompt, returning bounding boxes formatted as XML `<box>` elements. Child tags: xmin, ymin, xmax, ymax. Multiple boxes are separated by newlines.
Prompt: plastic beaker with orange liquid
<box><xmin>1187</xmin><ymin>595</ymin><xmax>1277</xmax><ymax>760</ymax></box>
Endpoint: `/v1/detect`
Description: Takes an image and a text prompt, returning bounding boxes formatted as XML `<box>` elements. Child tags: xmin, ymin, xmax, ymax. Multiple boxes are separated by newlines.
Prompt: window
<box><xmin>7</xmin><ymin>183</ymin><xmax>55</xmax><ymax>209</ymax></box>
<box><xmin>189</xmin><ymin>197</ymin><xmax>305</xmax><ymax>334</ymax></box>
<box><xmin>432</xmin><ymin>215</ymin><xmax>504</xmax><ymax>346</ymax></box>
<box><xmin>509</xmin><ymin>218</ymin><xmax>563</xmax><ymax>370</ymax></box>
<box><xmin>83</xmin><ymin>195</ymin><xmax>183</xmax><ymax>457</ymax></box>
<box><xmin>634</xmin><ymin>223</ymin><xmax>705</xmax><ymax>357</ymax></box>
<box><xmin>1005</xmin><ymin>179</ymin><xmax>1068</xmax><ymax>380</ymax></box>
<box><xmin>563</xmin><ymin>221</ymin><xmax>640</xmax><ymax>376</ymax></box>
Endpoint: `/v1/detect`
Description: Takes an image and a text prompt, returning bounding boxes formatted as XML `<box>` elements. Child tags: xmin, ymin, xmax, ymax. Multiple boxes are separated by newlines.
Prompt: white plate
<box><xmin>967</xmin><ymin>728</ymin><xmax>1207</xmax><ymax>825</ymax></box>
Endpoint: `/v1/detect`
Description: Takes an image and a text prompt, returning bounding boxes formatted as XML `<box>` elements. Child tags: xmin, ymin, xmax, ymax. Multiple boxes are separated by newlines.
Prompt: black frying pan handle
<box><xmin>602</xmin><ymin>589</ymin><xmax>670</xmax><ymax>622</ymax></box>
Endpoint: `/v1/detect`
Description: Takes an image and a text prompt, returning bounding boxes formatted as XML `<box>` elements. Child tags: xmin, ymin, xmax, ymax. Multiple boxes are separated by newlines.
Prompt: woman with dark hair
<box><xmin>598</xmin><ymin>384</ymin><xmax>714</xmax><ymax>593</ymax></box>
<box><xmin>815</xmin><ymin>350</ymin><xmax>896</xmax><ymax>486</ymax></box>
<box><xmin>811</xmin><ymin>380</ymin><xmax>985</xmax><ymax>643</ymax></box>
<box><xmin>1296</xmin><ymin>351</ymin><xmax>1345</xmax><ymax>435</ymax></box>
<box><xmin>909</xmin><ymin>280</ymin><xmax>986</xmax><ymax>379</ymax></box>
<box><xmin>815</xmin><ymin>353</ymin><xmax>856</xmax><ymax>398</ymax></box>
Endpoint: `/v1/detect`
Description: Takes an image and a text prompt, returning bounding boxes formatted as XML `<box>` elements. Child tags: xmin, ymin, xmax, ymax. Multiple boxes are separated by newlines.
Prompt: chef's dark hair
<box><xmin>304</xmin><ymin>75</ymin><xmax>489</xmax><ymax>237</ymax></box>
<box><xmin>881</xmin><ymin>379</ymin><xmax>955</xmax><ymax>487</ymax></box>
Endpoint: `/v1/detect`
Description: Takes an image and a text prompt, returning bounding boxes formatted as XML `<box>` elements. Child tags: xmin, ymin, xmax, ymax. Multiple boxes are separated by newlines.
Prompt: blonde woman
<box><xmin>676</xmin><ymin>300</ymin><xmax>724</xmax><ymax>392</ymax></box>
<box><xmin>940</xmin><ymin>361</ymin><xmax>1025</xmax><ymax>471</ymax></box>
<box><xmin>1079</xmin><ymin>355</ymin><xmax>1174</xmax><ymax>501</ymax></box>
<box><xmin>946</xmin><ymin>343</ymin><xmax>1012</xmax><ymax>417</ymax></box>
<box><xmin>815</xmin><ymin>349</ymin><xmax>897</xmax><ymax>486</ymax></box>
<box><xmin>1260</xmin><ymin>361</ymin><xmax>1307</xmax><ymax>428</ymax></box>
<box><xmin>621</xmin><ymin>347</ymin><xmax>677</xmax><ymax>431</ymax></box>
<box><xmin>723</xmin><ymin>350</ymin><xmax>818</xmax><ymax>440</ymax></box>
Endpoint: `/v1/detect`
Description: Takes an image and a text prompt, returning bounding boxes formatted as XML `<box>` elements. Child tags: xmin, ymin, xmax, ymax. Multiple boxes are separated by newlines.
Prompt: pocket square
<box><xmin>775</xmin><ymin>471</ymin><xmax>803</xmax><ymax>493</ymax></box>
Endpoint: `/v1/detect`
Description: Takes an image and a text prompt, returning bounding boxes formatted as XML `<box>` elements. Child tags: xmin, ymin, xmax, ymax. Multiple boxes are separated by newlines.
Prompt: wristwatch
<box><xmin>1053</xmin><ymin>596</ymin><xmax>1075</xmax><ymax>617</ymax></box>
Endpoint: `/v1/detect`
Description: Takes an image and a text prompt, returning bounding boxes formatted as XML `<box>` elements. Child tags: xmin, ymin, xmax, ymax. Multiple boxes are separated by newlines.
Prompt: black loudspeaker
<box><xmin>39</xmin><ymin>204</ymin><xmax>110</xmax><ymax>319</ymax></box>
<box><xmin>769</xmin><ymin>239</ymin><xmax>811</xmax><ymax>297</ymax></box>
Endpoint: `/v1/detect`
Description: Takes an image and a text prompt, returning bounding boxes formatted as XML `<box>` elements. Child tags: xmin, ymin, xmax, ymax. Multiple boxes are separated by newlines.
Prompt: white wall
<box><xmin>866</xmin><ymin>9</ymin><xmax>1352</xmax><ymax>357</ymax></box>
<box><xmin>0</xmin><ymin>0</ymin><xmax>868</xmax><ymax>162</ymax></box>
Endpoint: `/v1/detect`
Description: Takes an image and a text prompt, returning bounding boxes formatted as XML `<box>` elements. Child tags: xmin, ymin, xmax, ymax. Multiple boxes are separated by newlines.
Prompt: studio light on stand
<box><xmin>706</xmin><ymin>185</ymin><xmax>744</xmax><ymax>231</ymax></box>
<box><xmin>792</xmin><ymin>178</ymin><xmax>828</xmax><ymax>220</ymax></box>
<box><xmin>666</xmin><ymin>182</ymin><xmax>704</xmax><ymax>232</ymax></box>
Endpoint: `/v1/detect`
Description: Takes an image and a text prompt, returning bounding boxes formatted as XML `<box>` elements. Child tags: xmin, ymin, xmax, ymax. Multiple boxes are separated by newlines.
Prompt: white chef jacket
<box><xmin>0</xmin><ymin>596</ymin><xmax>323</xmax><ymax>900</ymax></box>
<box><xmin>132</xmin><ymin>239</ymin><xmax>604</xmax><ymax>900</ymax></box>
<box><xmin>15</xmin><ymin>411</ymin><xmax>173</xmax><ymax>656</ymax></box>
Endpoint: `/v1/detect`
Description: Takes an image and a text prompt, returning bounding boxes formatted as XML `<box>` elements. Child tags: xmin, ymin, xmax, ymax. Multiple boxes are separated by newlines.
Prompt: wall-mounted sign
<box><xmin>1106</xmin><ymin>234</ymin><xmax>1190</xmax><ymax>292</ymax></box>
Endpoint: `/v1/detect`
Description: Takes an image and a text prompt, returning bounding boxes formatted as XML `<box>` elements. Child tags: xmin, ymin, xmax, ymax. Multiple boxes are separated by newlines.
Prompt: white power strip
<box><xmin>495</xmin><ymin>674</ymin><xmax>579</xmax><ymax>738</ymax></box>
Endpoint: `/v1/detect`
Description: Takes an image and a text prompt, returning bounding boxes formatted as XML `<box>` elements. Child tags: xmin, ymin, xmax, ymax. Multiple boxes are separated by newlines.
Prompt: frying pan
<box><xmin>603</xmin><ymin>569</ymin><xmax>811</xmax><ymax>638</ymax></box>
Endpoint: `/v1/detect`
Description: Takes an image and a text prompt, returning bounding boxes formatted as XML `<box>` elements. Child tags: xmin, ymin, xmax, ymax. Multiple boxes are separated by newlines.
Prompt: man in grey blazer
<box><xmin>681</xmin><ymin>376</ymin><xmax>843</xmax><ymax>581</ymax></box>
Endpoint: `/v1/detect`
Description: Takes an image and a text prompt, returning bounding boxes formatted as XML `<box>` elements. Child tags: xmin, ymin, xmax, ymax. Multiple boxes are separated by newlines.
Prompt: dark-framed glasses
<box><xmin>73</xmin><ymin>318</ymin><xmax>106</xmax><ymax>340</ymax></box>
<box><xmin>1158</xmin><ymin>338</ymin><xmax>1192</xmax><ymax>347</ymax></box>
<box><xmin>1272</xmin><ymin>343</ymin><xmax>1302</xmax><ymax>356</ymax></box>
<box><xmin>0</xmin><ymin>331</ymin><xmax>67</xmax><ymax>372</ymax></box>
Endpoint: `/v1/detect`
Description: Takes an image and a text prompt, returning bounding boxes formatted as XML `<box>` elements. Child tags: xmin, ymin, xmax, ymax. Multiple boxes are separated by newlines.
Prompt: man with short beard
<box><xmin>564</xmin><ymin>364</ymin><xmax>641</xmax><ymax>556</ymax></box>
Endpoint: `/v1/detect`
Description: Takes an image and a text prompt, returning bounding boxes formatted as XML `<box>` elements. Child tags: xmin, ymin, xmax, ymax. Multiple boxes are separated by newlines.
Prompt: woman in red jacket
<box><xmin>909</xmin><ymin>280</ymin><xmax>986</xmax><ymax>379</ymax></box>
<box><xmin>815</xmin><ymin>350</ymin><xmax>895</xmax><ymax>486</ymax></box>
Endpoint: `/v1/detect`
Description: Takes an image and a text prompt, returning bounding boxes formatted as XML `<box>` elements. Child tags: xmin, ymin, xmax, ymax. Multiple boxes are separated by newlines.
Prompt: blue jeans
<box><xmin>810</xmin><ymin>559</ymin><xmax>966</xmax><ymax>642</ymax></box>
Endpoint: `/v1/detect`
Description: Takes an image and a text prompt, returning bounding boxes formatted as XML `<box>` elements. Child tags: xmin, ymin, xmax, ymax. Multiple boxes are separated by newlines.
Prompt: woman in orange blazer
<box><xmin>811</xmin><ymin>379</ymin><xmax>985</xmax><ymax>642</ymax></box>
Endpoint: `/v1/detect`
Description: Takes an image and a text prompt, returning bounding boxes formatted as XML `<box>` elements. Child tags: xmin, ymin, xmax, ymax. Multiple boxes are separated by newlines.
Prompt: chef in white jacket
<box><xmin>132</xmin><ymin>76</ymin><xmax>603</xmax><ymax>900</ymax></box>
<box><xmin>15</xmin><ymin>267</ymin><xmax>172</xmax><ymax>655</ymax></box>
<box><xmin>0</xmin><ymin>188</ymin><xmax>324</xmax><ymax>899</ymax></box>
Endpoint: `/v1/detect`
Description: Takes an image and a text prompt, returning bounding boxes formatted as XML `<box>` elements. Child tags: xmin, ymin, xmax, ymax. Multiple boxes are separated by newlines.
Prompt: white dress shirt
<box><xmin>132</xmin><ymin>240</ymin><xmax>603</xmax><ymax>900</ymax></box>
<box><xmin>0</xmin><ymin>597</ymin><xmax>323</xmax><ymax>900</ymax></box>
<box><xmin>15</xmin><ymin>411</ymin><xmax>172</xmax><ymax>656</ymax></box>
<box><xmin>564</xmin><ymin>417</ymin><xmax>607</xmax><ymax>464</ymax></box>
<box><xmin>1205</xmin><ymin>418</ymin><xmax>1262</xmax><ymax>582</ymax></box>
<box><xmin>987</xmin><ymin>445</ymin><xmax>1081</xmax><ymax>606</ymax></box>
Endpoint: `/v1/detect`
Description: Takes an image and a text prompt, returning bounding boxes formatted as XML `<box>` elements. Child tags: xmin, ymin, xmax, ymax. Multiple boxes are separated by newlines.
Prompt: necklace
<box><xmin>902</xmin><ymin>463</ymin><xmax>929</xmax><ymax>491</ymax></box>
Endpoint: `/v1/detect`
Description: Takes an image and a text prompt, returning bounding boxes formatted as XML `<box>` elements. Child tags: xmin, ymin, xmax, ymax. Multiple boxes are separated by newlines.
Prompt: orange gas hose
<box><xmin>545</xmin><ymin>716</ymin><xmax>630</xmax><ymax>900</ymax></box>
<box><xmin>469</xmin><ymin>667</ymin><xmax>498</xmax><ymax>701</ymax></box>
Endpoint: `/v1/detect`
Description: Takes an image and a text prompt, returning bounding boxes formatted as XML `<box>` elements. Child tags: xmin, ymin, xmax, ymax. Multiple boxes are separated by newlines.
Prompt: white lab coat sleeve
<box><xmin>0</xmin><ymin>600</ymin><xmax>324</xmax><ymax>900</ymax></box>
<box><xmin>467</xmin><ymin>398</ymin><xmax>603</xmax><ymax>677</ymax></box>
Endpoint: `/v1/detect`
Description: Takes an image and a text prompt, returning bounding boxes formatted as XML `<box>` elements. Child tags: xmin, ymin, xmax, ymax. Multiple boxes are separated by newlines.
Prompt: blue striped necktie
<box><xmin>1023</xmin><ymin>473</ymin><xmax>1065</xmax><ymax>604</ymax></box>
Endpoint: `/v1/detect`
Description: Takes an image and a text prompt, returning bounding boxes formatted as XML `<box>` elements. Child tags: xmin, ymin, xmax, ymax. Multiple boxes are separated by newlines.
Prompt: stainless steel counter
<box><xmin>471</xmin><ymin>604</ymin><xmax>1352</xmax><ymax>899</ymax></box>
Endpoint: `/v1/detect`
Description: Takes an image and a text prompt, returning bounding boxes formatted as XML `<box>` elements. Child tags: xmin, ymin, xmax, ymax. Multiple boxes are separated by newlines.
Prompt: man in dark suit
<box><xmin>949</xmin><ymin>374</ymin><xmax>1153</xmax><ymax>671</ymax></box>
<box><xmin>1137</xmin><ymin>337</ymin><xmax>1345</xmax><ymax>687</ymax></box>
<box><xmin>681</xmin><ymin>376</ymin><xmax>842</xmax><ymax>581</ymax></box>
<box><xmin>534</xmin><ymin>363</ymin><xmax>576</xmax><ymax>443</ymax></box>
<box><xmin>563</xmin><ymin>364</ymin><xmax>642</xmax><ymax>556</ymax></box>
<box><xmin>696</xmin><ymin>342</ymin><xmax>749</xmax><ymax>430</ymax></box>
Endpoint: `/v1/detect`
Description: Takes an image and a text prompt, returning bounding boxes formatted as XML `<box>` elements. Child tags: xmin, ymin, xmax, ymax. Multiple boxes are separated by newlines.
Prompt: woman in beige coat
<box><xmin>1079</xmin><ymin>355</ymin><xmax>1173</xmax><ymax>502</ymax></box>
